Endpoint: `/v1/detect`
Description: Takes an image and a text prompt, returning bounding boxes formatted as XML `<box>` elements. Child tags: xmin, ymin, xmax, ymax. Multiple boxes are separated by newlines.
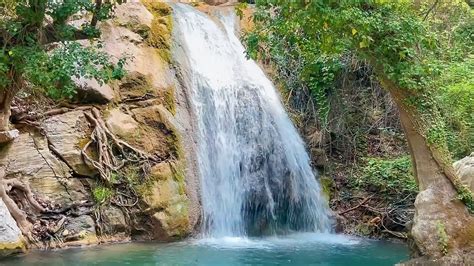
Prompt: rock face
<box><xmin>42</xmin><ymin>110</ymin><xmax>96</xmax><ymax>177</ymax></box>
<box><xmin>0</xmin><ymin>1</ymin><xmax>201</xmax><ymax>257</ymax></box>
<box><xmin>0</xmin><ymin>199</ymin><xmax>24</xmax><ymax>257</ymax></box>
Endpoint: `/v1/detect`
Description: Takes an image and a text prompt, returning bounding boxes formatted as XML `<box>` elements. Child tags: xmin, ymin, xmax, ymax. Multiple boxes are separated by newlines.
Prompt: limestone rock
<box><xmin>74</xmin><ymin>77</ymin><xmax>115</xmax><ymax>104</ymax></box>
<box><xmin>411</xmin><ymin>177</ymin><xmax>474</xmax><ymax>258</ymax></box>
<box><xmin>0</xmin><ymin>199</ymin><xmax>24</xmax><ymax>257</ymax></box>
<box><xmin>114</xmin><ymin>2</ymin><xmax>153</xmax><ymax>29</ymax></box>
<box><xmin>0</xmin><ymin>132</ymin><xmax>85</xmax><ymax>206</ymax></box>
<box><xmin>453</xmin><ymin>153</ymin><xmax>474</xmax><ymax>192</ymax></box>
<box><xmin>143</xmin><ymin>176</ymin><xmax>189</xmax><ymax>239</ymax></box>
<box><xmin>129</xmin><ymin>105</ymin><xmax>176</xmax><ymax>156</ymax></box>
<box><xmin>42</xmin><ymin>110</ymin><xmax>97</xmax><ymax>177</ymax></box>
<box><xmin>106</xmin><ymin>108</ymin><xmax>139</xmax><ymax>137</ymax></box>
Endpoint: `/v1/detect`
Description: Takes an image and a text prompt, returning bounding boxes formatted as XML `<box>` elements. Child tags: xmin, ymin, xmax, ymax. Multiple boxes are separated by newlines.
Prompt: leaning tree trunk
<box><xmin>380</xmin><ymin>76</ymin><xmax>474</xmax><ymax>261</ymax></box>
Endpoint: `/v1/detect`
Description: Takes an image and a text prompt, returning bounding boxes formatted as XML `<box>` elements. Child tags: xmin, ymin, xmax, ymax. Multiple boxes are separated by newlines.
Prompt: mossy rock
<box><xmin>119</xmin><ymin>72</ymin><xmax>155</xmax><ymax>100</ymax></box>
<box><xmin>142</xmin><ymin>1</ymin><xmax>173</xmax><ymax>62</ymax></box>
<box><xmin>0</xmin><ymin>240</ymin><xmax>25</xmax><ymax>257</ymax></box>
<box><xmin>320</xmin><ymin>175</ymin><xmax>334</xmax><ymax>201</ymax></box>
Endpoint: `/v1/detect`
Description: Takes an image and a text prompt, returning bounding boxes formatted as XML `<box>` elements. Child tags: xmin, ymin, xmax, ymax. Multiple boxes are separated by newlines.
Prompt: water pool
<box><xmin>1</xmin><ymin>233</ymin><xmax>409</xmax><ymax>266</ymax></box>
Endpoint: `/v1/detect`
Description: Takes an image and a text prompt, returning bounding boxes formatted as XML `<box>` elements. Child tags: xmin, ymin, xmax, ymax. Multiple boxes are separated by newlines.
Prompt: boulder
<box><xmin>453</xmin><ymin>153</ymin><xmax>474</xmax><ymax>192</ymax></box>
<box><xmin>42</xmin><ymin>110</ymin><xmax>97</xmax><ymax>177</ymax></box>
<box><xmin>106</xmin><ymin>108</ymin><xmax>140</xmax><ymax>138</ymax></box>
<box><xmin>74</xmin><ymin>77</ymin><xmax>115</xmax><ymax>104</ymax></box>
<box><xmin>0</xmin><ymin>199</ymin><xmax>24</xmax><ymax>257</ymax></box>
<box><xmin>114</xmin><ymin>2</ymin><xmax>153</xmax><ymax>29</ymax></box>
<box><xmin>411</xmin><ymin>177</ymin><xmax>474</xmax><ymax>259</ymax></box>
<box><xmin>142</xmin><ymin>162</ymin><xmax>189</xmax><ymax>239</ymax></box>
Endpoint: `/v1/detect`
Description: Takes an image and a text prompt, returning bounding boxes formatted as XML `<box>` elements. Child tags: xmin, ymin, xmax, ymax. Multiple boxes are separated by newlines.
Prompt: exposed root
<box><xmin>82</xmin><ymin>107</ymin><xmax>158</xmax><ymax>184</ymax></box>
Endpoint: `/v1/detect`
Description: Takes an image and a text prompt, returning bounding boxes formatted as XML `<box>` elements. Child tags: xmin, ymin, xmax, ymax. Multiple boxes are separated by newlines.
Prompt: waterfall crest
<box><xmin>172</xmin><ymin>4</ymin><xmax>332</xmax><ymax>238</ymax></box>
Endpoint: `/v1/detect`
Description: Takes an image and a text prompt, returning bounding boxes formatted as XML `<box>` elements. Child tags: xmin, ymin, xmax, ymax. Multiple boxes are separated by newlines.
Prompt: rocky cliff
<box><xmin>0</xmin><ymin>1</ymin><xmax>201</xmax><ymax>256</ymax></box>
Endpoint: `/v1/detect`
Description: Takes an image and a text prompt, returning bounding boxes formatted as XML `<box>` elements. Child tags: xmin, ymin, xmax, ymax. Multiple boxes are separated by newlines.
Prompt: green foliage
<box><xmin>436</xmin><ymin>220</ymin><xmax>449</xmax><ymax>255</ymax></box>
<box><xmin>92</xmin><ymin>185</ymin><xmax>114</xmax><ymax>204</ymax></box>
<box><xmin>356</xmin><ymin>156</ymin><xmax>417</xmax><ymax>201</ymax></box>
<box><xmin>248</xmin><ymin>0</ymin><xmax>473</xmax><ymax>208</ymax></box>
<box><xmin>0</xmin><ymin>0</ymin><xmax>125</xmax><ymax>103</ymax></box>
<box><xmin>235</xmin><ymin>2</ymin><xmax>248</xmax><ymax>19</ymax></box>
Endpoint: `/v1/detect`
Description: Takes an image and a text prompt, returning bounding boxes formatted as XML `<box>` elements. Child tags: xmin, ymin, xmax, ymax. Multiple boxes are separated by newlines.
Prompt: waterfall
<box><xmin>172</xmin><ymin>4</ymin><xmax>332</xmax><ymax>238</ymax></box>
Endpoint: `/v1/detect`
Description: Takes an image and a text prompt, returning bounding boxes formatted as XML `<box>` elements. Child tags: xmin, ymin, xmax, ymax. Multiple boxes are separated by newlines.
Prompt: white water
<box><xmin>173</xmin><ymin>4</ymin><xmax>332</xmax><ymax>238</ymax></box>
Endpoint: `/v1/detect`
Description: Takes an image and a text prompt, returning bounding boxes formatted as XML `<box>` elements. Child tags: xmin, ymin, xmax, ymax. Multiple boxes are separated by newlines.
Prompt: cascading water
<box><xmin>173</xmin><ymin>4</ymin><xmax>332</xmax><ymax>238</ymax></box>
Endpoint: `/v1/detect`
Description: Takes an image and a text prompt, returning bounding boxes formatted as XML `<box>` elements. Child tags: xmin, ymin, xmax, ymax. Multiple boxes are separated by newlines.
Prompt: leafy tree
<box><xmin>0</xmin><ymin>0</ymin><xmax>125</xmax><ymax>137</ymax></box>
<box><xmin>247</xmin><ymin>0</ymin><xmax>473</xmax><ymax>209</ymax></box>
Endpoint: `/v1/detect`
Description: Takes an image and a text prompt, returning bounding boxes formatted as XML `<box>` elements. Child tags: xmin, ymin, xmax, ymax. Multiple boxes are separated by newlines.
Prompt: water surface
<box><xmin>1</xmin><ymin>233</ymin><xmax>409</xmax><ymax>266</ymax></box>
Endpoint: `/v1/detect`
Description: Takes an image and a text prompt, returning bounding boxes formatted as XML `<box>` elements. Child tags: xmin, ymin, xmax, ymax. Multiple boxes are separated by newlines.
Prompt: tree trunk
<box><xmin>0</xmin><ymin>95</ymin><xmax>12</xmax><ymax>132</ymax></box>
<box><xmin>380</xmin><ymin>76</ymin><xmax>474</xmax><ymax>260</ymax></box>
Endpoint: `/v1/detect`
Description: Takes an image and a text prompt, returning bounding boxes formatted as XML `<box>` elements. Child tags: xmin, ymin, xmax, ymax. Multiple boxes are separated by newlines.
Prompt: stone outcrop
<box><xmin>454</xmin><ymin>153</ymin><xmax>474</xmax><ymax>192</ymax></box>
<box><xmin>42</xmin><ymin>110</ymin><xmax>97</xmax><ymax>177</ymax></box>
<box><xmin>73</xmin><ymin>77</ymin><xmax>116</xmax><ymax>104</ymax></box>
<box><xmin>0</xmin><ymin>1</ymin><xmax>201</xmax><ymax>257</ymax></box>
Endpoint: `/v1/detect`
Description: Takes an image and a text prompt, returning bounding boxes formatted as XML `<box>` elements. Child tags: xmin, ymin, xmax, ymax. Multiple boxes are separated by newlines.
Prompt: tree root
<box><xmin>0</xmin><ymin>169</ymin><xmax>46</xmax><ymax>241</ymax></box>
<box><xmin>82</xmin><ymin>107</ymin><xmax>157</xmax><ymax>184</ymax></box>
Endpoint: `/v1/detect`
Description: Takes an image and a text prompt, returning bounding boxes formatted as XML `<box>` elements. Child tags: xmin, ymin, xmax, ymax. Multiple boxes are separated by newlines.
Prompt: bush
<box><xmin>356</xmin><ymin>156</ymin><xmax>418</xmax><ymax>201</ymax></box>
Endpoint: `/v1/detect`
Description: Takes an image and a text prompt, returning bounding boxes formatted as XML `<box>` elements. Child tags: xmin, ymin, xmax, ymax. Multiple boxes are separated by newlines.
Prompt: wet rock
<box><xmin>42</xmin><ymin>110</ymin><xmax>97</xmax><ymax>177</ymax></box>
<box><xmin>63</xmin><ymin>215</ymin><xmax>98</xmax><ymax>246</ymax></box>
<box><xmin>0</xmin><ymin>199</ymin><xmax>24</xmax><ymax>257</ymax></box>
<box><xmin>203</xmin><ymin>0</ymin><xmax>238</xmax><ymax>5</ymax></box>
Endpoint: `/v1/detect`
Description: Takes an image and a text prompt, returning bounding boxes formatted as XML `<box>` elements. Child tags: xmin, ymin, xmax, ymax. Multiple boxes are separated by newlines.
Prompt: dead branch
<box><xmin>338</xmin><ymin>195</ymin><xmax>373</xmax><ymax>215</ymax></box>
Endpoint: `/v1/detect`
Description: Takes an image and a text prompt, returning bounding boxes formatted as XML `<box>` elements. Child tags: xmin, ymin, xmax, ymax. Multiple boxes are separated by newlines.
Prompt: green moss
<box><xmin>119</xmin><ymin>72</ymin><xmax>155</xmax><ymax>99</ymax></box>
<box><xmin>142</xmin><ymin>1</ymin><xmax>173</xmax><ymax>62</ymax></box>
<box><xmin>171</xmin><ymin>162</ymin><xmax>186</xmax><ymax>195</ymax></box>
<box><xmin>143</xmin><ymin>1</ymin><xmax>172</xmax><ymax>16</ymax></box>
<box><xmin>436</xmin><ymin>221</ymin><xmax>449</xmax><ymax>256</ymax></box>
<box><xmin>163</xmin><ymin>85</ymin><xmax>176</xmax><ymax>115</ymax></box>
<box><xmin>92</xmin><ymin>185</ymin><xmax>114</xmax><ymax>204</ymax></box>
<box><xmin>319</xmin><ymin>176</ymin><xmax>333</xmax><ymax>201</ymax></box>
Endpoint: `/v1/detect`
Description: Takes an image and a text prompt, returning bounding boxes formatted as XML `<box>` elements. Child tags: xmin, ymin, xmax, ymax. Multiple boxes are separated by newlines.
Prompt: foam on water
<box><xmin>192</xmin><ymin>233</ymin><xmax>360</xmax><ymax>250</ymax></box>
